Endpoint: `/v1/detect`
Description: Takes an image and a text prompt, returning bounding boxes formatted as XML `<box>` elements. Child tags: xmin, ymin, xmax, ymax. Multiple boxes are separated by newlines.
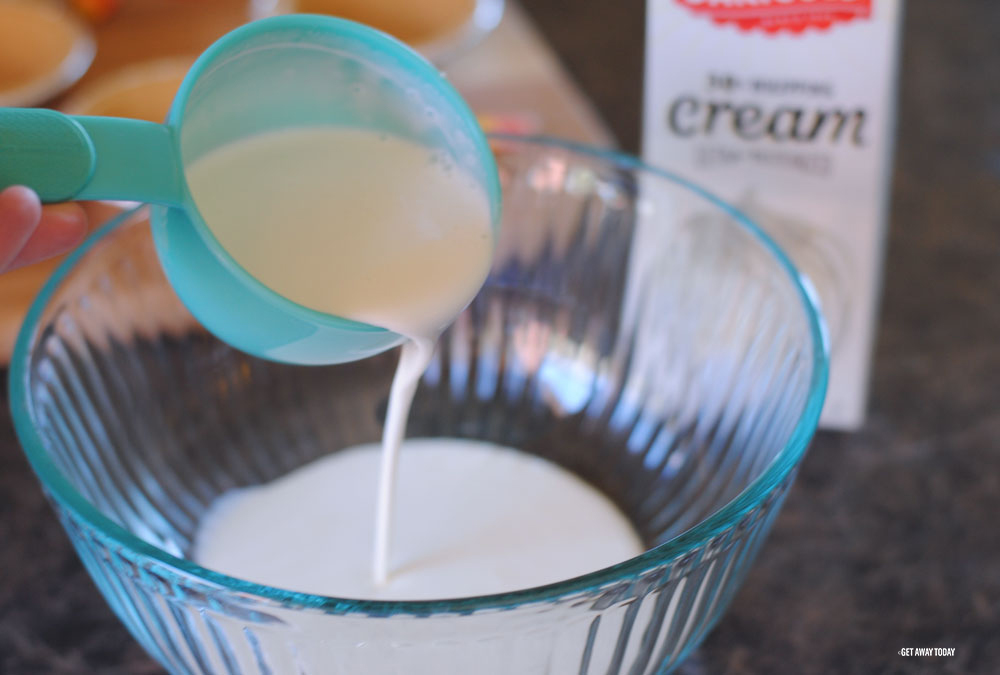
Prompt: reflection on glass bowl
<box><xmin>735</xmin><ymin>193</ymin><xmax>854</xmax><ymax>355</ymax></box>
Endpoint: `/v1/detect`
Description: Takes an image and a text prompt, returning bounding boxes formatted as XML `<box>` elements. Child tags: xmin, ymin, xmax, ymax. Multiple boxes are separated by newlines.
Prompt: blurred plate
<box><xmin>61</xmin><ymin>56</ymin><xmax>192</xmax><ymax>121</ymax></box>
<box><xmin>249</xmin><ymin>0</ymin><xmax>504</xmax><ymax>66</ymax></box>
<box><xmin>0</xmin><ymin>0</ymin><xmax>95</xmax><ymax>107</ymax></box>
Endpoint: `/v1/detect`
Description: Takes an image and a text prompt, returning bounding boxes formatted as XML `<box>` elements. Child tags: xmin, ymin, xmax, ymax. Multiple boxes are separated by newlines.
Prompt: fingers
<box><xmin>0</xmin><ymin>187</ymin><xmax>88</xmax><ymax>274</ymax></box>
<box><xmin>0</xmin><ymin>186</ymin><xmax>43</xmax><ymax>272</ymax></box>
<box><xmin>5</xmin><ymin>203</ymin><xmax>88</xmax><ymax>273</ymax></box>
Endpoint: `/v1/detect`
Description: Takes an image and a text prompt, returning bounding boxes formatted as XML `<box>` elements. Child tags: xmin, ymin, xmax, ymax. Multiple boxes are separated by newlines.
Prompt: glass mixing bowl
<box><xmin>9</xmin><ymin>136</ymin><xmax>827</xmax><ymax>674</ymax></box>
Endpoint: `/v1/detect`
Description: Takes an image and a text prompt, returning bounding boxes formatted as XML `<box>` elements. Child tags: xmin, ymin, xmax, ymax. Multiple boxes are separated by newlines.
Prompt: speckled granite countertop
<box><xmin>2</xmin><ymin>2</ymin><xmax>998</xmax><ymax>673</ymax></box>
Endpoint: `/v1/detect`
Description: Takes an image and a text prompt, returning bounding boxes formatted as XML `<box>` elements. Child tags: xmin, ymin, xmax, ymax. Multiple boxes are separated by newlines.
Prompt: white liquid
<box><xmin>187</xmin><ymin>128</ymin><xmax>493</xmax><ymax>585</ymax></box>
<box><xmin>372</xmin><ymin>338</ymin><xmax>434</xmax><ymax>585</ymax></box>
<box><xmin>185</xmin><ymin>127</ymin><xmax>493</xmax><ymax>337</ymax></box>
<box><xmin>194</xmin><ymin>438</ymin><xmax>644</xmax><ymax>600</ymax></box>
<box><xmin>188</xmin><ymin>127</ymin><xmax>642</xmax><ymax>600</ymax></box>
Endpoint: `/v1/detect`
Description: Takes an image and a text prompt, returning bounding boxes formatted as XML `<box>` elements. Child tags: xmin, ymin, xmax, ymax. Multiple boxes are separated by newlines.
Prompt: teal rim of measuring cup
<box><xmin>10</xmin><ymin>137</ymin><xmax>827</xmax><ymax>617</ymax></box>
<box><xmin>162</xmin><ymin>14</ymin><xmax>503</xmax><ymax>334</ymax></box>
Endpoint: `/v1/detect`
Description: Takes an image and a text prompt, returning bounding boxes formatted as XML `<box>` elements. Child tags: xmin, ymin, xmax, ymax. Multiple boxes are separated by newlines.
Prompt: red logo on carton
<box><xmin>675</xmin><ymin>0</ymin><xmax>871</xmax><ymax>34</ymax></box>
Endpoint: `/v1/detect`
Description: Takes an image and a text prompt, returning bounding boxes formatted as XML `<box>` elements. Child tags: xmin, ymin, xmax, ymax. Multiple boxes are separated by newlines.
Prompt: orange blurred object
<box><xmin>0</xmin><ymin>1</ymin><xmax>95</xmax><ymax>106</ymax></box>
<box><xmin>70</xmin><ymin>0</ymin><xmax>122</xmax><ymax>23</ymax></box>
<box><xmin>477</xmin><ymin>112</ymin><xmax>540</xmax><ymax>136</ymax></box>
<box><xmin>292</xmin><ymin>0</ymin><xmax>475</xmax><ymax>45</ymax></box>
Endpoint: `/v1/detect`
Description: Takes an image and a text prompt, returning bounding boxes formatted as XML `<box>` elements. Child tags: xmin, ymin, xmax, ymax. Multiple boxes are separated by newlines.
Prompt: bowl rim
<box><xmin>8</xmin><ymin>134</ymin><xmax>829</xmax><ymax>615</ymax></box>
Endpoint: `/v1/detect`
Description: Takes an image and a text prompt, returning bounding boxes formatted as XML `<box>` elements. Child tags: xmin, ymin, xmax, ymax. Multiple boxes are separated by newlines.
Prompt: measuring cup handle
<box><xmin>0</xmin><ymin>108</ymin><xmax>184</xmax><ymax>206</ymax></box>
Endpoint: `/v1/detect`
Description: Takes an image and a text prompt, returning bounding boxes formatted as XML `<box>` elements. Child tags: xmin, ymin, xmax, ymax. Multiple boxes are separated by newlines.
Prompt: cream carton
<box><xmin>642</xmin><ymin>0</ymin><xmax>903</xmax><ymax>429</ymax></box>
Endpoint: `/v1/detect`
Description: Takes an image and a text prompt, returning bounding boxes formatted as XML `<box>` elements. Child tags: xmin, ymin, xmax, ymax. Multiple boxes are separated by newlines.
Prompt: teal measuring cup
<box><xmin>0</xmin><ymin>15</ymin><xmax>501</xmax><ymax>365</ymax></box>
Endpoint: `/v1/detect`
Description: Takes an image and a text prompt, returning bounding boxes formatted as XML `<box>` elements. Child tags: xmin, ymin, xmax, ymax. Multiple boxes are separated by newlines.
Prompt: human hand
<box><xmin>0</xmin><ymin>186</ymin><xmax>88</xmax><ymax>274</ymax></box>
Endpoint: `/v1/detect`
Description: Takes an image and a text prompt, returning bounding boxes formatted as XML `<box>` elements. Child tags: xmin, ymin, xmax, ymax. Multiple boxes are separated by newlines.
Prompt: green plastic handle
<box><xmin>0</xmin><ymin>108</ymin><xmax>184</xmax><ymax>206</ymax></box>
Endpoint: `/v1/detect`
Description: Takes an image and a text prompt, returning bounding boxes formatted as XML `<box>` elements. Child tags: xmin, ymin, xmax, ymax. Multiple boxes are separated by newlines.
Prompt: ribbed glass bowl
<box><xmin>9</xmin><ymin>136</ymin><xmax>827</xmax><ymax>675</ymax></box>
